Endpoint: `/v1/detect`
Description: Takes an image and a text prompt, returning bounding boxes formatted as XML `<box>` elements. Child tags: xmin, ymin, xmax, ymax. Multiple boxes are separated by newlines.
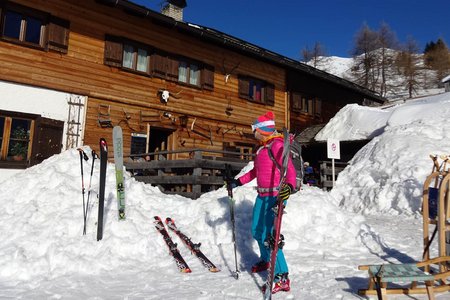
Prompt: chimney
<box><xmin>161</xmin><ymin>0</ymin><xmax>187</xmax><ymax>22</ymax></box>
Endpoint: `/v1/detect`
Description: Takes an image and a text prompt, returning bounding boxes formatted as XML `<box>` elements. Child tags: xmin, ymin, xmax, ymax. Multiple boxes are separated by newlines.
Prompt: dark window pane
<box><xmin>25</xmin><ymin>16</ymin><xmax>42</xmax><ymax>44</ymax></box>
<box><xmin>131</xmin><ymin>134</ymin><xmax>147</xmax><ymax>156</ymax></box>
<box><xmin>3</xmin><ymin>11</ymin><xmax>22</xmax><ymax>39</ymax></box>
<box><xmin>8</xmin><ymin>119</ymin><xmax>30</xmax><ymax>159</ymax></box>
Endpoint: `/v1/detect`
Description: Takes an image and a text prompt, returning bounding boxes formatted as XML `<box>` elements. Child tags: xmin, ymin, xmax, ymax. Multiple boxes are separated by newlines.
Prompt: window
<box><xmin>223</xmin><ymin>142</ymin><xmax>254</xmax><ymax>161</ymax></box>
<box><xmin>130</xmin><ymin>133</ymin><xmax>147</xmax><ymax>157</ymax></box>
<box><xmin>2</xmin><ymin>8</ymin><xmax>44</xmax><ymax>46</ymax></box>
<box><xmin>238</xmin><ymin>76</ymin><xmax>274</xmax><ymax>105</ymax></box>
<box><xmin>104</xmin><ymin>35</ymin><xmax>214</xmax><ymax>90</ymax></box>
<box><xmin>122</xmin><ymin>43</ymin><xmax>149</xmax><ymax>73</ymax></box>
<box><xmin>291</xmin><ymin>92</ymin><xmax>322</xmax><ymax>117</ymax></box>
<box><xmin>0</xmin><ymin>110</ymin><xmax>64</xmax><ymax>168</ymax></box>
<box><xmin>0</xmin><ymin>115</ymin><xmax>32</xmax><ymax>162</ymax></box>
<box><xmin>178</xmin><ymin>60</ymin><xmax>200</xmax><ymax>86</ymax></box>
<box><xmin>291</xmin><ymin>92</ymin><xmax>302</xmax><ymax>111</ymax></box>
<box><xmin>0</xmin><ymin>2</ymin><xmax>70</xmax><ymax>52</ymax></box>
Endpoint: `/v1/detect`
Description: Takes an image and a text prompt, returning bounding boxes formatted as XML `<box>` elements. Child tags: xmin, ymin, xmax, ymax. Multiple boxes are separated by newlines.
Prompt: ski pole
<box><xmin>77</xmin><ymin>148</ymin><xmax>89</xmax><ymax>236</ymax></box>
<box><xmin>225</xmin><ymin>164</ymin><xmax>240</xmax><ymax>279</ymax></box>
<box><xmin>84</xmin><ymin>150</ymin><xmax>97</xmax><ymax>235</ymax></box>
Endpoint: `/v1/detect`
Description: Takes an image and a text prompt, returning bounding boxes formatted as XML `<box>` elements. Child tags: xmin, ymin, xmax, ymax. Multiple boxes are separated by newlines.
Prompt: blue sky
<box><xmin>132</xmin><ymin>0</ymin><xmax>450</xmax><ymax>60</ymax></box>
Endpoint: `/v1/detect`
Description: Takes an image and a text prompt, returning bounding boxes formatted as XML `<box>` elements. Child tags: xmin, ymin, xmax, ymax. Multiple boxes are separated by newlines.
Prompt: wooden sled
<box><xmin>358</xmin><ymin>256</ymin><xmax>450</xmax><ymax>299</ymax></box>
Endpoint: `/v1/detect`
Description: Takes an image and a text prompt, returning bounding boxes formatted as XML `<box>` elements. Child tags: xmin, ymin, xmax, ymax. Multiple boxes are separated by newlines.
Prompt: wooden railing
<box><xmin>124</xmin><ymin>149</ymin><xmax>253</xmax><ymax>199</ymax></box>
<box><xmin>319</xmin><ymin>160</ymin><xmax>348</xmax><ymax>190</ymax></box>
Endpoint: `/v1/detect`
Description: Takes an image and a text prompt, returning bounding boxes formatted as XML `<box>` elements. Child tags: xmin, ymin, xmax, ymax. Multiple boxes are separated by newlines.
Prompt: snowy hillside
<box><xmin>1</xmin><ymin>92</ymin><xmax>450</xmax><ymax>298</ymax></box>
<box><xmin>306</xmin><ymin>54</ymin><xmax>445</xmax><ymax>100</ymax></box>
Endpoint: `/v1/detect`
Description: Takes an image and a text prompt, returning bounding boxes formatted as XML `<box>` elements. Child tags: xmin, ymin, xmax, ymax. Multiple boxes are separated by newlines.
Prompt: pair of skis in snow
<box><xmin>96</xmin><ymin>126</ymin><xmax>126</xmax><ymax>241</ymax></box>
<box><xmin>154</xmin><ymin>216</ymin><xmax>220</xmax><ymax>273</ymax></box>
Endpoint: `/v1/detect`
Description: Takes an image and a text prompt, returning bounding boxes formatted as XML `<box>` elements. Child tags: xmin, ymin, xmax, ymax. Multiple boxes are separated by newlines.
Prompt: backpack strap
<box><xmin>266</xmin><ymin>141</ymin><xmax>282</xmax><ymax>172</ymax></box>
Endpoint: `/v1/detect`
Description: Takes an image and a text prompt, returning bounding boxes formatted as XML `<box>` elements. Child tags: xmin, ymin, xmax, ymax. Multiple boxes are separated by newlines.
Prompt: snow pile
<box><xmin>0</xmin><ymin>148</ymin><xmax>366</xmax><ymax>287</ymax></box>
<box><xmin>1</xmin><ymin>92</ymin><xmax>450</xmax><ymax>298</ymax></box>
<box><xmin>329</xmin><ymin>92</ymin><xmax>450</xmax><ymax>214</ymax></box>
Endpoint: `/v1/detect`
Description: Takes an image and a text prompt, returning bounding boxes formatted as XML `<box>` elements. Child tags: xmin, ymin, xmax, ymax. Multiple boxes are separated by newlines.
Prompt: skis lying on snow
<box><xmin>113</xmin><ymin>126</ymin><xmax>125</xmax><ymax>220</ymax></box>
<box><xmin>154</xmin><ymin>216</ymin><xmax>192</xmax><ymax>273</ymax></box>
<box><xmin>263</xmin><ymin>127</ymin><xmax>290</xmax><ymax>300</ymax></box>
<box><xmin>165</xmin><ymin>217</ymin><xmax>220</xmax><ymax>272</ymax></box>
<box><xmin>97</xmin><ymin>138</ymin><xmax>108</xmax><ymax>241</ymax></box>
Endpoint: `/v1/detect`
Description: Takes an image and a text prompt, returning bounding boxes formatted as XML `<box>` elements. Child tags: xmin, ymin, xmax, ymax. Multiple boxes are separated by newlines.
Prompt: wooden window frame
<box><xmin>178</xmin><ymin>58</ymin><xmax>201</xmax><ymax>87</ymax></box>
<box><xmin>291</xmin><ymin>92</ymin><xmax>302</xmax><ymax>112</ymax></box>
<box><xmin>238</xmin><ymin>76</ymin><xmax>274</xmax><ymax>106</ymax></box>
<box><xmin>0</xmin><ymin>110</ymin><xmax>64</xmax><ymax>169</ymax></box>
<box><xmin>122</xmin><ymin>41</ymin><xmax>150</xmax><ymax>74</ymax></box>
<box><xmin>0</xmin><ymin>110</ymin><xmax>38</xmax><ymax>168</ymax></box>
<box><xmin>103</xmin><ymin>36</ymin><xmax>214</xmax><ymax>90</ymax></box>
<box><xmin>0</xmin><ymin>2</ymin><xmax>47</xmax><ymax>48</ymax></box>
<box><xmin>104</xmin><ymin>34</ymin><xmax>214</xmax><ymax>91</ymax></box>
<box><xmin>0</xmin><ymin>2</ymin><xmax>69</xmax><ymax>53</ymax></box>
<box><xmin>294</xmin><ymin>94</ymin><xmax>322</xmax><ymax>117</ymax></box>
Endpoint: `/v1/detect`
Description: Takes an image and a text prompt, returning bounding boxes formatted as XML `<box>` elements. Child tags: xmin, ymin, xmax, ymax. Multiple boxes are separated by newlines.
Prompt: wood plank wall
<box><xmin>0</xmin><ymin>0</ymin><xmax>287</xmax><ymax>157</ymax></box>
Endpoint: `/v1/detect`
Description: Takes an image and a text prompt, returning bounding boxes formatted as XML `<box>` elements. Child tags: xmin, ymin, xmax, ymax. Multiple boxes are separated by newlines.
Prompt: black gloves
<box><xmin>223</xmin><ymin>164</ymin><xmax>242</xmax><ymax>189</ymax></box>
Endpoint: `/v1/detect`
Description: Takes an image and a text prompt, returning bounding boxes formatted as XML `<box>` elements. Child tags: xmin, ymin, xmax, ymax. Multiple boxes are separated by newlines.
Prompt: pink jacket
<box><xmin>238</xmin><ymin>136</ymin><xmax>296</xmax><ymax>197</ymax></box>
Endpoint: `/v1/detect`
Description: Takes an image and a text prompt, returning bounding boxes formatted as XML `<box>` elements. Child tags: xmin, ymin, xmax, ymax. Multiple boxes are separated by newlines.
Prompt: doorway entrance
<box><xmin>148</xmin><ymin>126</ymin><xmax>172</xmax><ymax>160</ymax></box>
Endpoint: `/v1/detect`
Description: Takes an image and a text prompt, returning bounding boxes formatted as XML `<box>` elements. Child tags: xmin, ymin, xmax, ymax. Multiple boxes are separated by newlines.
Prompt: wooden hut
<box><xmin>0</xmin><ymin>0</ymin><xmax>385</xmax><ymax>195</ymax></box>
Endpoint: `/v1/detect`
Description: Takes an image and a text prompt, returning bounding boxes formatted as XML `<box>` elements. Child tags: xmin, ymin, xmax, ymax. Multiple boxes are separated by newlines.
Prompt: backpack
<box><xmin>267</xmin><ymin>134</ymin><xmax>304</xmax><ymax>193</ymax></box>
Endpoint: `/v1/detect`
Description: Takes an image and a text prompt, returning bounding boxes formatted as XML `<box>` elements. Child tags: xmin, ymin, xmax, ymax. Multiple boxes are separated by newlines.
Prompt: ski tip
<box><xmin>181</xmin><ymin>268</ymin><xmax>192</xmax><ymax>273</ymax></box>
<box><xmin>209</xmin><ymin>267</ymin><xmax>221</xmax><ymax>273</ymax></box>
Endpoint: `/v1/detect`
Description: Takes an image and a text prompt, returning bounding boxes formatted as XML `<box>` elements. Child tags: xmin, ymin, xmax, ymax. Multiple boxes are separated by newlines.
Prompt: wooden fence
<box><xmin>124</xmin><ymin>149</ymin><xmax>252</xmax><ymax>199</ymax></box>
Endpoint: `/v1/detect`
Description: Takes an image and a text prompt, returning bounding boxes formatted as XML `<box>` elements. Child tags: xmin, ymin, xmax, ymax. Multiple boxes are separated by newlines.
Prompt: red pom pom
<box><xmin>265</xmin><ymin>111</ymin><xmax>274</xmax><ymax>120</ymax></box>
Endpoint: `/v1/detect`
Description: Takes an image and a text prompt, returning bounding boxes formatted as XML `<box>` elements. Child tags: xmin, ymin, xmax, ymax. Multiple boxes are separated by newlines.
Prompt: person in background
<box><xmin>226</xmin><ymin>111</ymin><xmax>297</xmax><ymax>294</ymax></box>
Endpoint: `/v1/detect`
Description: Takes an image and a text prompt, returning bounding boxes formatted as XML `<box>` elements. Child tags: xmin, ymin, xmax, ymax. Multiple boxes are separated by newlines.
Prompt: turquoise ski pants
<box><xmin>251</xmin><ymin>194</ymin><xmax>288</xmax><ymax>275</ymax></box>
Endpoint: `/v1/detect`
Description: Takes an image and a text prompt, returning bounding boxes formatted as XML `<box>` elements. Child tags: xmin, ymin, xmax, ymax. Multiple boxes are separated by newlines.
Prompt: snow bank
<box><xmin>0</xmin><ymin>148</ymin><xmax>367</xmax><ymax>285</ymax></box>
<box><xmin>330</xmin><ymin>92</ymin><xmax>450</xmax><ymax>215</ymax></box>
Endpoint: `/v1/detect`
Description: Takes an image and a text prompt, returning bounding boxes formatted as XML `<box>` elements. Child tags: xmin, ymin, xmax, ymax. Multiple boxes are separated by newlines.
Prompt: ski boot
<box><xmin>272</xmin><ymin>273</ymin><xmax>290</xmax><ymax>294</ymax></box>
<box><xmin>251</xmin><ymin>260</ymin><xmax>270</xmax><ymax>273</ymax></box>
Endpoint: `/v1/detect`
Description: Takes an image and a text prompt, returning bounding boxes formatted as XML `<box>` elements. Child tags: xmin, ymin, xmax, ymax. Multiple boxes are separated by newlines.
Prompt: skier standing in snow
<box><xmin>225</xmin><ymin>111</ymin><xmax>296</xmax><ymax>293</ymax></box>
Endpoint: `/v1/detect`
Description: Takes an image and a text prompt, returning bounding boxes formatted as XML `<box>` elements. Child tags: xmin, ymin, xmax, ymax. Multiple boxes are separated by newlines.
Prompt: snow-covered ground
<box><xmin>1</xmin><ymin>92</ymin><xmax>450</xmax><ymax>299</ymax></box>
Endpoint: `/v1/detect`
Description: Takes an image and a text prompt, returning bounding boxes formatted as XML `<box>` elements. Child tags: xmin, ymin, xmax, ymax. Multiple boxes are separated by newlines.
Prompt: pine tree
<box><xmin>424</xmin><ymin>38</ymin><xmax>450</xmax><ymax>82</ymax></box>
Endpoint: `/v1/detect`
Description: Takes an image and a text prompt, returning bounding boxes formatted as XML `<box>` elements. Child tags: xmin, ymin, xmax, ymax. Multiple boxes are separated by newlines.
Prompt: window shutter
<box><xmin>238</xmin><ymin>77</ymin><xmax>250</xmax><ymax>99</ymax></box>
<box><xmin>151</xmin><ymin>52</ymin><xmax>167</xmax><ymax>78</ymax></box>
<box><xmin>265</xmin><ymin>84</ymin><xmax>275</xmax><ymax>106</ymax></box>
<box><xmin>31</xmin><ymin>117</ymin><xmax>64</xmax><ymax>166</ymax></box>
<box><xmin>201</xmin><ymin>65</ymin><xmax>214</xmax><ymax>91</ymax></box>
<box><xmin>104</xmin><ymin>35</ymin><xmax>123</xmax><ymax>67</ymax></box>
<box><xmin>47</xmin><ymin>16</ymin><xmax>70</xmax><ymax>53</ymax></box>
<box><xmin>166</xmin><ymin>56</ymin><xmax>179</xmax><ymax>81</ymax></box>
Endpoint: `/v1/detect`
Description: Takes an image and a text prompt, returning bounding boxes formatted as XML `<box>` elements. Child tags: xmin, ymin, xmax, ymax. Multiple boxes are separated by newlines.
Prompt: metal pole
<box><xmin>332</xmin><ymin>158</ymin><xmax>335</xmax><ymax>188</ymax></box>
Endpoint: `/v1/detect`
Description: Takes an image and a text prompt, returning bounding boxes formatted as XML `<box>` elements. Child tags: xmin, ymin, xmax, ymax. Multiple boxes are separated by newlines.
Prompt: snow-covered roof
<box><xmin>315</xmin><ymin>92</ymin><xmax>450</xmax><ymax>141</ymax></box>
<box><xmin>442</xmin><ymin>74</ymin><xmax>450</xmax><ymax>83</ymax></box>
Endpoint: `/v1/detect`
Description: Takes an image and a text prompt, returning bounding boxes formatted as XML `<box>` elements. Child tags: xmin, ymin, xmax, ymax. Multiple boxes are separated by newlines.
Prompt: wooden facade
<box><xmin>0</xmin><ymin>0</ymin><xmax>384</xmax><ymax>176</ymax></box>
